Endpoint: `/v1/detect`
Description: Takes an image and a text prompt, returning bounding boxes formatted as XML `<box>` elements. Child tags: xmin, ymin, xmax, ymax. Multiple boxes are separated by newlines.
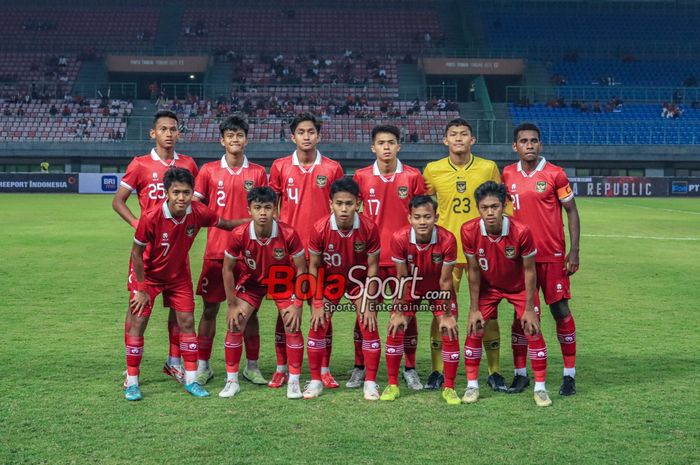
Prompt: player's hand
<box><xmin>310</xmin><ymin>301</ymin><xmax>327</xmax><ymax>331</ymax></box>
<box><xmin>439</xmin><ymin>314</ymin><xmax>459</xmax><ymax>341</ymax></box>
<box><xmin>129</xmin><ymin>290</ymin><xmax>150</xmax><ymax>317</ymax></box>
<box><xmin>227</xmin><ymin>303</ymin><xmax>245</xmax><ymax>332</ymax></box>
<box><xmin>468</xmin><ymin>311</ymin><xmax>485</xmax><ymax>336</ymax></box>
<box><xmin>387</xmin><ymin>311</ymin><xmax>408</xmax><ymax>337</ymax></box>
<box><xmin>565</xmin><ymin>249</ymin><xmax>580</xmax><ymax>275</ymax></box>
<box><xmin>281</xmin><ymin>304</ymin><xmax>303</xmax><ymax>333</ymax></box>
<box><xmin>521</xmin><ymin>309</ymin><xmax>541</xmax><ymax>336</ymax></box>
<box><xmin>359</xmin><ymin>305</ymin><xmax>378</xmax><ymax>333</ymax></box>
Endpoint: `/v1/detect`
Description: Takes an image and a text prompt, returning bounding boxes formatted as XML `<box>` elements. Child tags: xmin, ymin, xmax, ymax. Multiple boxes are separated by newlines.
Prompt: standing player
<box><xmin>382</xmin><ymin>196</ymin><xmax>461</xmax><ymax>405</ymax></box>
<box><xmin>220</xmin><ymin>187</ymin><xmax>307</xmax><ymax>399</ymax></box>
<box><xmin>113</xmin><ymin>110</ymin><xmax>199</xmax><ymax>385</ymax></box>
<box><xmin>193</xmin><ymin>115</ymin><xmax>268</xmax><ymax>386</ymax></box>
<box><xmin>502</xmin><ymin>122</ymin><xmax>580</xmax><ymax>396</ymax></box>
<box><xmin>460</xmin><ymin>181</ymin><xmax>551</xmax><ymax>407</ymax></box>
<box><xmin>352</xmin><ymin>124</ymin><xmax>426</xmax><ymax>390</ymax></box>
<box><xmin>123</xmin><ymin>167</ymin><xmax>235</xmax><ymax>401</ymax></box>
<box><xmin>422</xmin><ymin>118</ymin><xmax>506</xmax><ymax>391</ymax></box>
<box><xmin>305</xmin><ymin>178</ymin><xmax>382</xmax><ymax>400</ymax></box>
<box><xmin>268</xmin><ymin>113</ymin><xmax>344</xmax><ymax>389</ymax></box>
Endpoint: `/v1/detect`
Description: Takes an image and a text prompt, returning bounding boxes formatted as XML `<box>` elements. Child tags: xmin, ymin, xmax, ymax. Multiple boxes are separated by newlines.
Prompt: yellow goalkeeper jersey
<box><xmin>423</xmin><ymin>154</ymin><xmax>501</xmax><ymax>264</ymax></box>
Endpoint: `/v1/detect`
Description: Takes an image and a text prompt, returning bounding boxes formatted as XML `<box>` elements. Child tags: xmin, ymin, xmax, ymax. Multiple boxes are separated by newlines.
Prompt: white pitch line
<box><xmin>582</xmin><ymin>234</ymin><xmax>700</xmax><ymax>241</ymax></box>
<box><xmin>614</xmin><ymin>202</ymin><xmax>700</xmax><ymax>216</ymax></box>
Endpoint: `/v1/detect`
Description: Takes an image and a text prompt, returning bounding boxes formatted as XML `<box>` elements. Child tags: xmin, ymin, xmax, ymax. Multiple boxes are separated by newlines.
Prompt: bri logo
<box><xmin>101</xmin><ymin>175</ymin><xmax>118</xmax><ymax>192</ymax></box>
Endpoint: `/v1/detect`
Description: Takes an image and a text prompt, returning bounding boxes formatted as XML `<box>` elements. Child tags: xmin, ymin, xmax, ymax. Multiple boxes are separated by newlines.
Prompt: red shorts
<box><xmin>196</xmin><ymin>259</ymin><xmax>226</xmax><ymax>303</ymax></box>
<box><xmin>127</xmin><ymin>270</ymin><xmax>194</xmax><ymax>317</ymax></box>
<box><xmin>479</xmin><ymin>287</ymin><xmax>541</xmax><ymax>321</ymax></box>
<box><xmin>235</xmin><ymin>282</ymin><xmax>295</xmax><ymax>310</ymax></box>
<box><xmin>536</xmin><ymin>262</ymin><xmax>571</xmax><ymax>305</ymax></box>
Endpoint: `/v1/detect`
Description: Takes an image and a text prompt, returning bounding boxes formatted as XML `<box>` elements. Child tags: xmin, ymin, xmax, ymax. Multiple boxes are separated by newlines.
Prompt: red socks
<box><xmin>179</xmin><ymin>333</ymin><xmax>198</xmax><ymax>373</ymax></box>
<box><xmin>274</xmin><ymin>313</ymin><xmax>287</xmax><ymax>366</ymax></box>
<box><xmin>285</xmin><ymin>331</ymin><xmax>304</xmax><ymax>376</ymax></box>
<box><xmin>197</xmin><ymin>335</ymin><xmax>213</xmax><ymax>362</ymax></box>
<box><xmin>167</xmin><ymin>319</ymin><xmax>180</xmax><ymax>358</ymax></box>
<box><xmin>441</xmin><ymin>335</ymin><xmax>460</xmax><ymax>389</ymax></box>
<box><xmin>224</xmin><ymin>331</ymin><xmax>243</xmax><ymax>374</ymax></box>
<box><xmin>464</xmin><ymin>335</ymin><xmax>484</xmax><ymax>381</ymax></box>
<box><xmin>404</xmin><ymin>317</ymin><xmax>418</xmax><ymax>369</ymax></box>
<box><xmin>556</xmin><ymin>313</ymin><xmax>577</xmax><ymax>369</ymax></box>
<box><xmin>384</xmin><ymin>330</ymin><xmax>405</xmax><ymax>385</ymax></box>
<box><xmin>125</xmin><ymin>334</ymin><xmax>144</xmax><ymax>376</ymax></box>
<box><xmin>307</xmin><ymin>326</ymin><xmax>327</xmax><ymax>381</ymax></box>
<box><xmin>511</xmin><ymin>319</ymin><xmax>528</xmax><ymax>370</ymax></box>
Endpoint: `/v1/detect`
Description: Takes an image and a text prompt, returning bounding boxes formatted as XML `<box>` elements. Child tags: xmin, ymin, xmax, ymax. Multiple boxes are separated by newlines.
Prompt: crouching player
<box><xmin>305</xmin><ymin>178</ymin><xmax>382</xmax><ymax>400</ymax></box>
<box><xmin>460</xmin><ymin>181</ymin><xmax>552</xmax><ymax>407</ymax></box>
<box><xmin>382</xmin><ymin>196</ymin><xmax>461</xmax><ymax>404</ymax></box>
<box><xmin>124</xmin><ymin>167</ymin><xmax>236</xmax><ymax>401</ymax></box>
<box><xmin>221</xmin><ymin>187</ymin><xmax>307</xmax><ymax>399</ymax></box>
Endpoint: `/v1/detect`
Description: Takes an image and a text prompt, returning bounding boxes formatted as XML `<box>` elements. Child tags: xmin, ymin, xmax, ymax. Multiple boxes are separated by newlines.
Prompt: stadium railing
<box><xmin>506</xmin><ymin>86</ymin><xmax>700</xmax><ymax>105</ymax></box>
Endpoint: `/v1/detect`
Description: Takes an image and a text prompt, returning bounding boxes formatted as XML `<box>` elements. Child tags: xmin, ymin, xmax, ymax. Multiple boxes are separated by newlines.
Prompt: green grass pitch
<box><xmin>2</xmin><ymin>195</ymin><xmax>699</xmax><ymax>465</ymax></box>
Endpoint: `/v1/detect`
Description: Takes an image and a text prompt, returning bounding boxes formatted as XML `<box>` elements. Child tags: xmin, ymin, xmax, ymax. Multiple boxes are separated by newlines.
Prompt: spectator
<box><xmin>410</xmin><ymin>131</ymin><xmax>419</xmax><ymax>143</ymax></box>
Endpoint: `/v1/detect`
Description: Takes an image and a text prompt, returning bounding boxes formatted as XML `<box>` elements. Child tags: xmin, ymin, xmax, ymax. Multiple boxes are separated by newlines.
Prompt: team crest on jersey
<box><xmin>504</xmin><ymin>246</ymin><xmax>516</xmax><ymax>259</ymax></box>
<box><xmin>536</xmin><ymin>181</ymin><xmax>547</xmax><ymax>193</ymax></box>
<box><xmin>273</xmin><ymin>248</ymin><xmax>285</xmax><ymax>260</ymax></box>
<box><xmin>353</xmin><ymin>241</ymin><xmax>365</xmax><ymax>252</ymax></box>
<box><xmin>397</xmin><ymin>186</ymin><xmax>409</xmax><ymax>199</ymax></box>
<box><xmin>431</xmin><ymin>253</ymin><xmax>443</xmax><ymax>263</ymax></box>
<box><xmin>244</xmin><ymin>180</ymin><xmax>254</xmax><ymax>192</ymax></box>
<box><xmin>186</xmin><ymin>225</ymin><xmax>195</xmax><ymax>237</ymax></box>
<box><xmin>316</xmin><ymin>175</ymin><xmax>327</xmax><ymax>188</ymax></box>
<box><xmin>456</xmin><ymin>181</ymin><xmax>466</xmax><ymax>193</ymax></box>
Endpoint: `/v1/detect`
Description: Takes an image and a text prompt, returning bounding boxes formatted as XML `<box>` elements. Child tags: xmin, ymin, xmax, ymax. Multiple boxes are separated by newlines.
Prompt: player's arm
<box><xmin>128</xmin><ymin>242</ymin><xmax>149</xmax><ymax>316</ymax></box>
<box><xmin>521</xmin><ymin>255</ymin><xmax>541</xmax><ymax>336</ymax></box>
<box><xmin>422</xmin><ymin>165</ymin><xmax>436</xmax><ymax>195</ymax></box>
<box><xmin>307</xmin><ymin>251</ymin><xmax>327</xmax><ymax>331</ymax></box>
<box><xmin>222</xmin><ymin>253</ymin><xmax>244</xmax><ymax>331</ymax></box>
<box><xmin>466</xmin><ymin>255</ymin><xmax>484</xmax><ymax>335</ymax></box>
<box><xmin>215</xmin><ymin>217</ymin><xmax>250</xmax><ymax>231</ymax></box>
<box><xmin>112</xmin><ymin>186</ymin><xmax>139</xmax><ymax>228</ymax></box>
<box><xmin>562</xmin><ymin>199</ymin><xmax>581</xmax><ymax>275</ymax></box>
<box><xmin>281</xmin><ymin>252</ymin><xmax>308</xmax><ymax>333</ymax></box>
<box><xmin>358</xmin><ymin>252</ymin><xmax>380</xmax><ymax>332</ymax></box>
<box><xmin>438</xmin><ymin>262</ymin><xmax>458</xmax><ymax>340</ymax></box>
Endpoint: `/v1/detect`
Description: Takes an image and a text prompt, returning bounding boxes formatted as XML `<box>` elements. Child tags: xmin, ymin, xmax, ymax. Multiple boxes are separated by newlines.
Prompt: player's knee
<box><xmin>175</xmin><ymin>312</ymin><xmax>195</xmax><ymax>332</ymax></box>
<box><xmin>126</xmin><ymin>314</ymin><xmax>148</xmax><ymax>335</ymax></box>
<box><xmin>201</xmin><ymin>302</ymin><xmax>220</xmax><ymax>320</ymax></box>
<box><xmin>549</xmin><ymin>300</ymin><xmax>570</xmax><ymax>320</ymax></box>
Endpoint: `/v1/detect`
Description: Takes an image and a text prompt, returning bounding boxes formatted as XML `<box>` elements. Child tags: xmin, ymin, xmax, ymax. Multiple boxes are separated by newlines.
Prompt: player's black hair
<box><xmin>513</xmin><ymin>122</ymin><xmax>541</xmax><ymax>143</ymax></box>
<box><xmin>153</xmin><ymin>110</ymin><xmax>178</xmax><ymax>127</ymax></box>
<box><xmin>220</xmin><ymin>114</ymin><xmax>249</xmax><ymax>136</ymax></box>
<box><xmin>474</xmin><ymin>181</ymin><xmax>507</xmax><ymax>205</ymax></box>
<box><xmin>163</xmin><ymin>167</ymin><xmax>194</xmax><ymax>191</ymax></box>
<box><xmin>290</xmin><ymin>112</ymin><xmax>321</xmax><ymax>134</ymax></box>
<box><xmin>408</xmin><ymin>195</ymin><xmax>438</xmax><ymax>213</ymax></box>
<box><xmin>247</xmin><ymin>186</ymin><xmax>277</xmax><ymax>205</ymax></box>
<box><xmin>444</xmin><ymin>117</ymin><xmax>473</xmax><ymax>135</ymax></box>
<box><xmin>371</xmin><ymin>124</ymin><xmax>400</xmax><ymax>142</ymax></box>
<box><xmin>330</xmin><ymin>177</ymin><xmax>360</xmax><ymax>199</ymax></box>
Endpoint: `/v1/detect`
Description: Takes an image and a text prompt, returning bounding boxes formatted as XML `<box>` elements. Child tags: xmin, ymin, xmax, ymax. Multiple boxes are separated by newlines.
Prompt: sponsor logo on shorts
<box><xmin>353</xmin><ymin>241</ymin><xmax>365</xmax><ymax>252</ymax></box>
<box><xmin>397</xmin><ymin>186</ymin><xmax>408</xmax><ymax>199</ymax></box>
<box><xmin>273</xmin><ymin>248</ymin><xmax>285</xmax><ymax>260</ymax></box>
<box><xmin>504</xmin><ymin>246</ymin><xmax>516</xmax><ymax>259</ymax></box>
<box><xmin>244</xmin><ymin>180</ymin><xmax>254</xmax><ymax>191</ymax></box>
<box><xmin>316</xmin><ymin>175</ymin><xmax>327</xmax><ymax>188</ymax></box>
<box><xmin>456</xmin><ymin>181</ymin><xmax>466</xmax><ymax>193</ymax></box>
<box><xmin>536</xmin><ymin>181</ymin><xmax>547</xmax><ymax>193</ymax></box>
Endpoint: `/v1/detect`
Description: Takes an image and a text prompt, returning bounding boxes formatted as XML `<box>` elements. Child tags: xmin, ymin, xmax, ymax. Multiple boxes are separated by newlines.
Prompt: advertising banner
<box><xmin>0</xmin><ymin>173</ymin><xmax>78</xmax><ymax>193</ymax></box>
<box><xmin>78</xmin><ymin>173</ymin><xmax>123</xmax><ymax>194</ymax></box>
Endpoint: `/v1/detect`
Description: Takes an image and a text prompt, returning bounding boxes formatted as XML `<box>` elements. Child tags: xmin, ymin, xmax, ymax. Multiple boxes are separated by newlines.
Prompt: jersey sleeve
<box><xmin>120</xmin><ymin>157</ymin><xmax>141</xmax><ymax>192</ymax></box>
<box><xmin>286</xmin><ymin>228</ymin><xmax>305</xmax><ymax>258</ymax></box>
<box><xmin>490</xmin><ymin>162</ymin><xmax>502</xmax><ymax>184</ymax></box>
<box><xmin>352</xmin><ymin>171</ymin><xmax>363</xmax><ymax>200</ymax></box>
<box><xmin>268</xmin><ymin>161</ymin><xmax>282</xmax><ymax>194</ymax></box>
<box><xmin>184</xmin><ymin>158</ymin><xmax>199</xmax><ymax>178</ymax></box>
<box><xmin>520</xmin><ymin>226</ymin><xmax>537</xmax><ymax>258</ymax></box>
<box><xmin>307</xmin><ymin>225</ymin><xmax>323</xmax><ymax>255</ymax></box>
<box><xmin>443</xmin><ymin>231</ymin><xmax>457</xmax><ymax>265</ymax></box>
<box><xmin>197</xmin><ymin>203</ymin><xmax>220</xmax><ymax>228</ymax></box>
<box><xmin>257</xmin><ymin>167</ymin><xmax>269</xmax><ymax>187</ymax></box>
<box><xmin>554</xmin><ymin>169</ymin><xmax>574</xmax><ymax>202</ymax></box>
<box><xmin>412</xmin><ymin>172</ymin><xmax>427</xmax><ymax>196</ymax></box>
<box><xmin>194</xmin><ymin>166</ymin><xmax>210</xmax><ymax>200</ymax></box>
<box><xmin>460</xmin><ymin>224</ymin><xmax>476</xmax><ymax>258</ymax></box>
<box><xmin>224</xmin><ymin>230</ymin><xmax>242</xmax><ymax>260</ymax></box>
<box><xmin>422</xmin><ymin>164</ymin><xmax>435</xmax><ymax>195</ymax></box>
<box><xmin>333</xmin><ymin>163</ymin><xmax>345</xmax><ymax>183</ymax></box>
<box><xmin>390</xmin><ymin>230</ymin><xmax>407</xmax><ymax>263</ymax></box>
<box><xmin>133</xmin><ymin>213</ymin><xmax>152</xmax><ymax>246</ymax></box>
<box><xmin>366</xmin><ymin>223</ymin><xmax>381</xmax><ymax>256</ymax></box>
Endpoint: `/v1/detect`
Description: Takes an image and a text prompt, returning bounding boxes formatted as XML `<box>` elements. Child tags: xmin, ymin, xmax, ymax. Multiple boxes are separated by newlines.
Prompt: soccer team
<box><xmin>113</xmin><ymin>110</ymin><xmax>580</xmax><ymax>407</ymax></box>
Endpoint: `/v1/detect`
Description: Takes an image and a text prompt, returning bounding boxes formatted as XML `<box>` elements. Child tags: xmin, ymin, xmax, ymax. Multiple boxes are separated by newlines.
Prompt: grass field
<box><xmin>2</xmin><ymin>195</ymin><xmax>699</xmax><ymax>465</ymax></box>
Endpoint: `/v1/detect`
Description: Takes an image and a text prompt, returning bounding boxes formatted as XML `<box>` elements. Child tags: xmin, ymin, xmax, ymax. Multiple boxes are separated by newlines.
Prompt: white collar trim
<box><xmin>162</xmin><ymin>201</ymin><xmax>192</xmax><ymax>223</ymax></box>
<box><xmin>479</xmin><ymin>216</ymin><xmax>510</xmax><ymax>236</ymax></box>
<box><xmin>249</xmin><ymin>219</ymin><xmax>279</xmax><ymax>241</ymax></box>
<box><xmin>409</xmin><ymin>227</ymin><xmax>438</xmax><ymax>246</ymax></box>
<box><xmin>516</xmin><ymin>157</ymin><xmax>547</xmax><ymax>177</ymax></box>
<box><xmin>330</xmin><ymin>213</ymin><xmax>360</xmax><ymax>231</ymax></box>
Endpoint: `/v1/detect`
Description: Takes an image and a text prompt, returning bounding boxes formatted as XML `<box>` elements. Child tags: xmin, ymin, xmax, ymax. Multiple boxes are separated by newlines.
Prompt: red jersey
<box><xmin>354</xmin><ymin>160</ymin><xmax>427</xmax><ymax>267</ymax></box>
<box><xmin>502</xmin><ymin>158</ymin><xmax>574</xmax><ymax>263</ymax></box>
<box><xmin>224</xmin><ymin>220</ymin><xmax>304</xmax><ymax>288</ymax></box>
<box><xmin>268</xmin><ymin>150</ymin><xmax>344</xmax><ymax>247</ymax></box>
<box><xmin>390</xmin><ymin>225</ymin><xmax>457</xmax><ymax>297</ymax></box>
<box><xmin>120</xmin><ymin>149</ymin><xmax>199</xmax><ymax>212</ymax></box>
<box><xmin>460</xmin><ymin>216</ymin><xmax>537</xmax><ymax>293</ymax></box>
<box><xmin>308</xmin><ymin>213</ymin><xmax>380</xmax><ymax>283</ymax></box>
<box><xmin>134</xmin><ymin>201</ymin><xmax>219</xmax><ymax>285</ymax></box>
<box><xmin>195</xmin><ymin>155</ymin><xmax>268</xmax><ymax>260</ymax></box>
